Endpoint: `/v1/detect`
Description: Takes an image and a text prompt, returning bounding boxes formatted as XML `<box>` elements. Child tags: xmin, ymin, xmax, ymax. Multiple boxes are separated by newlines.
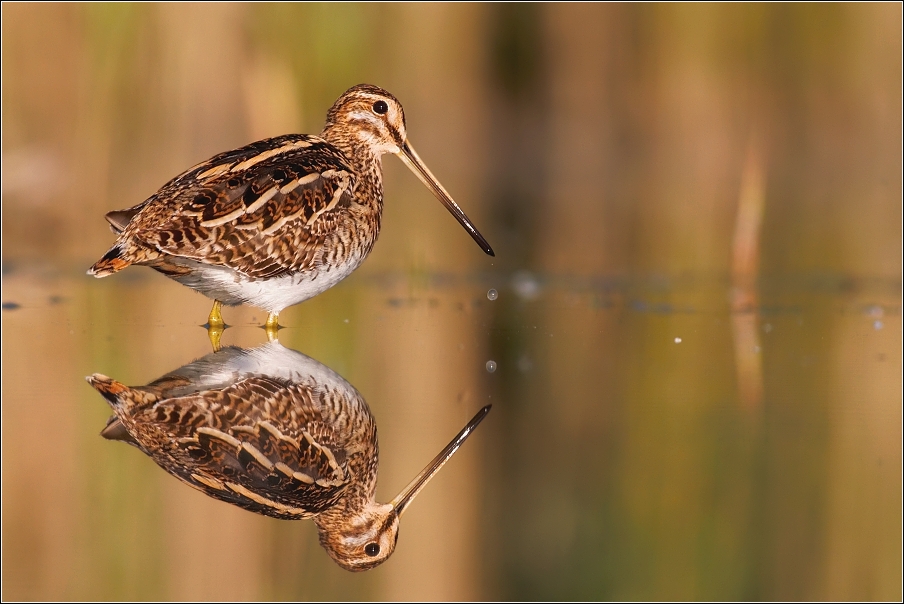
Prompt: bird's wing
<box><xmin>135</xmin><ymin>376</ymin><xmax>357</xmax><ymax>518</ymax></box>
<box><xmin>118</xmin><ymin>134</ymin><xmax>357</xmax><ymax>278</ymax></box>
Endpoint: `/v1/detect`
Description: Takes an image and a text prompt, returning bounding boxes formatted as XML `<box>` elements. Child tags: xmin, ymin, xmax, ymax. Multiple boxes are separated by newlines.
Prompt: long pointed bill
<box><xmin>390</xmin><ymin>405</ymin><xmax>492</xmax><ymax>517</ymax></box>
<box><xmin>398</xmin><ymin>141</ymin><xmax>495</xmax><ymax>256</ymax></box>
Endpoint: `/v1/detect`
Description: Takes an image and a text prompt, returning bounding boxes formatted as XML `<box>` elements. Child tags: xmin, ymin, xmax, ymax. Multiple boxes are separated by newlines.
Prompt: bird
<box><xmin>86</xmin><ymin>341</ymin><xmax>491</xmax><ymax>571</ymax></box>
<box><xmin>87</xmin><ymin>84</ymin><xmax>494</xmax><ymax>334</ymax></box>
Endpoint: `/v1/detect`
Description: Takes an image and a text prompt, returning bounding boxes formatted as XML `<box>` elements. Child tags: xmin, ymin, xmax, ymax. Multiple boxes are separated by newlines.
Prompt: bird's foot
<box><xmin>264</xmin><ymin>312</ymin><xmax>280</xmax><ymax>342</ymax></box>
<box><xmin>203</xmin><ymin>300</ymin><xmax>227</xmax><ymax>351</ymax></box>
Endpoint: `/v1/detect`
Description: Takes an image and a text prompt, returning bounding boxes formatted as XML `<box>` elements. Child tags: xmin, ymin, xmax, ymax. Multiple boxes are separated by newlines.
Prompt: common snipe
<box><xmin>86</xmin><ymin>341</ymin><xmax>491</xmax><ymax>571</ymax></box>
<box><xmin>87</xmin><ymin>84</ymin><xmax>494</xmax><ymax>330</ymax></box>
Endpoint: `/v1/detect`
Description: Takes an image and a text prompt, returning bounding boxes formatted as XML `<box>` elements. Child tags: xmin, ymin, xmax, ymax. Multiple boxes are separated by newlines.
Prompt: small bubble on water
<box><xmin>873</xmin><ymin>320</ymin><xmax>884</xmax><ymax>330</ymax></box>
<box><xmin>487</xmin><ymin>288</ymin><xmax>498</xmax><ymax>301</ymax></box>
<box><xmin>674</xmin><ymin>337</ymin><xmax>682</xmax><ymax>343</ymax></box>
<box><xmin>486</xmin><ymin>360</ymin><xmax>497</xmax><ymax>373</ymax></box>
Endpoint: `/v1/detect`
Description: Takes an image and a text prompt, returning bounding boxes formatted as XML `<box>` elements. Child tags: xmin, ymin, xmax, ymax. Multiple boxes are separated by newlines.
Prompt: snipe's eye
<box><xmin>372</xmin><ymin>100</ymin><xmax>388</xmax><ymax>115</ymax></box>
<box><xmin>364</xmin><ymin>542</ymin><xmax>380</xmax><ymax>557</ymax></box>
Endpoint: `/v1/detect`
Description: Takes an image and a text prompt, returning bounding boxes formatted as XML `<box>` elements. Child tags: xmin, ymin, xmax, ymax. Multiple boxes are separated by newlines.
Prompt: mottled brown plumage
<box><xmin>87</xmin><ymin>84</ymin><xmax>494</xmax><ymax>326</ymax></box>
<box><xmin>86</xmin><ymin>342</ymin><xmax>490</xmax><ymax>571</ymax></box>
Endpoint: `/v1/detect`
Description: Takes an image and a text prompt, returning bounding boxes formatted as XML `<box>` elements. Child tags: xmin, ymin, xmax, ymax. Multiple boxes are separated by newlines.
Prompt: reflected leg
<box><xmin>207</xmin><ymin>300</ymin><xmax>225</xmax><ymax>352</ymax></box>
<box><xmin>208</xmin><ymin>324</ymin><xmax>224</xmax><ymax>352</ymax></box>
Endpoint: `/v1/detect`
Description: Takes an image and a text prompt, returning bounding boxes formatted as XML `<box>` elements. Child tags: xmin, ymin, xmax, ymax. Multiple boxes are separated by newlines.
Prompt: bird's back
<box><xmin>89</xmin><ymin>134</ymin><xmax>379</xmax><ymax>282</ymax></box>
<box><xmin>87</xmin><ymin>347</ymin><xmax>379</xmax><ymax>519</ymax></box>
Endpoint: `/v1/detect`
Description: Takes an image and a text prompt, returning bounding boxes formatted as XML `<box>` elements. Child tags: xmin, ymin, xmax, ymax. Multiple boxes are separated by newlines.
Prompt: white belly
<box><xmin>170</xmin><ymin>254</ymin><xmax>363</xmax><ymax>314</ymax></box>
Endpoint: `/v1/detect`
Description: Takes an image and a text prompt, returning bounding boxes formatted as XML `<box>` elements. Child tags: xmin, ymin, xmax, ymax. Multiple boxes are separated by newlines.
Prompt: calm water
<box><xmin>2</xmin><ymin>262</ymin><xmax>900</xmax><ymax>600</ymax></box>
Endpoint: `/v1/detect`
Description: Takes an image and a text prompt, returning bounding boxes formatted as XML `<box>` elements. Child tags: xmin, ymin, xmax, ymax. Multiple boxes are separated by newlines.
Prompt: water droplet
<box><xmin>486</xmin><ymin>360</ymin><xmax>497</xmax><ymax>373</ymax></box>
<box><xmin>763</xmin><ymin>323</ymin><xmax>773</xmax><ymax>333</ymax></box>
<box><xmin>487</xmin><ymin>288</ymin><xmax>498</xmax><ymax>301</ymax></box>
<box><xmin>674</xmin><ymin>337</ymin><xmax>682</xmax><ymax>343</ymax></box>
<box><xmin>874</xmin><ymin>320</ymin><xmax>883</xmax><ymax>330</ymax></box>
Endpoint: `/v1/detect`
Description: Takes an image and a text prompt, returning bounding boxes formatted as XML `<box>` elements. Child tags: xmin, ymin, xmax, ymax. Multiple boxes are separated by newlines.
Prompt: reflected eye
<box><xmin>364</xmin><ymin>542</ymin><xmax>380</xmax><ymax>557</ymax></box>
<box><xmin>372</xmin><ymin>100</ymin><xmax>388</xmax><ymax>115</ymax></box>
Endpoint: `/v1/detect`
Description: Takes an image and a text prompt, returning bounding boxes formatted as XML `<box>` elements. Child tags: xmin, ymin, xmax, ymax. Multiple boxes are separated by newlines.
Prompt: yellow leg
<box><xmin>205</xmin><ymin>300</ymin><xmax>225</xmax><ymax>352</ymax></box>
<box><xmin>264</xmin><ymin>312</ymin><xmax>279</xmax><ymax>341</ymax></box>
<box><xmin>207</xmin><ymin>300</ymin><xmax>225</xmax><ymax>328</ymax></box>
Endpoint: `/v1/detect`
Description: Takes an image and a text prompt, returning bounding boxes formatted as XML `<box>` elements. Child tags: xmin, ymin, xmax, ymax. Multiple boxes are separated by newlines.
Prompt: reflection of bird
<box><xmin>86</xmin><ymin>342</ymin><xmax>490</xmax><ymax>571</ymax></box>
<box><xmin>87</xmin><ymin>84</ymin><xmax>494</xmax><ymax>332</ymax></box>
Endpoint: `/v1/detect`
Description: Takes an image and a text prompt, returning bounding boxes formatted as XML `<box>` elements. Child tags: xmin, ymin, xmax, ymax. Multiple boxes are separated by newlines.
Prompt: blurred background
<box><xmin>2</xmin><ymin>3</ymin><xmax>901</xmax><ymax>600</ymax></box>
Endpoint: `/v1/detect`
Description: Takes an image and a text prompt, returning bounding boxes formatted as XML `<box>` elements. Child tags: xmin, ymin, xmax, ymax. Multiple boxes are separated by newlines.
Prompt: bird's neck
<box><xmin>320</xmin><ymin>126</ymin><xmax>384</xmax><ymax>215</ymax></box>
<box><xmin>312</xmin><ymin>482</ymin><xmax>375</xmax><ymax>531</ymax></box>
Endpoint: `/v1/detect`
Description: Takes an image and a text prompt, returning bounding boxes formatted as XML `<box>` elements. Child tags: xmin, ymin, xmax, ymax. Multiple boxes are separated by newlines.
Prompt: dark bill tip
<box><xmin>398</xmin><ymin>142</ymin><xmax>496</xmax><ymax>258</ymax></box>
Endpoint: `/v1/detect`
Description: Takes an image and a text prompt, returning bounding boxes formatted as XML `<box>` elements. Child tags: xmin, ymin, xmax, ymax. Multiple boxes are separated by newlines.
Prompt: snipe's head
<box><xmin>317</xmin><ymin>501</ymin><xmax>399</xmax><ymax>572</ymax></box>
<box><xmin>316</xmin><ymin>405</ymin><xmax>491</xmax><ymax>571</ymax></box>
<box><xmin>323</xmin><ymin>84</ymin><xmax>409</xmax><ymax>156</ymax></box>
<box><xmin>323</xmin><ymin>84</ymin><xmax>495</xmax><ymax>256</ymax></box>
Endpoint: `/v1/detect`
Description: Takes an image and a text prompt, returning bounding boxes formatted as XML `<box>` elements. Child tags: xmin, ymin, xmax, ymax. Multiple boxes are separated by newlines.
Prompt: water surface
<box><xmin>2</xmin><ymin>263</ymin><xmax>899</xmax><ymax>599</ymax></box>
